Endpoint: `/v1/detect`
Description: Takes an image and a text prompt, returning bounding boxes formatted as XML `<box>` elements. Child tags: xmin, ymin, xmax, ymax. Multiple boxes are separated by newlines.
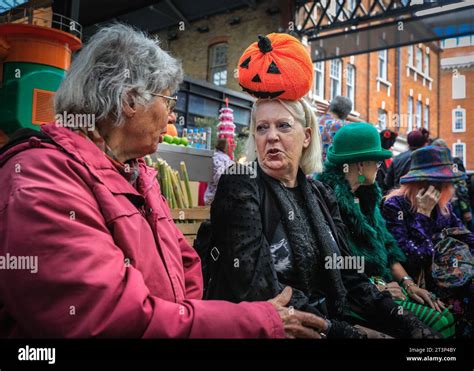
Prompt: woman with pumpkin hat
<box><xmin>205</xmin><ymin>33</ymin><xmax>441</xmax><ymax>338</ymax></box>
<box><xmin>318</xmin><ymin>124</ymin><xmax>455</xmax><ymax>338</ymax></box>
<box><xmin>383</xmin><ymin>146</ymin><xmax>474</xmax><ymax>337</ymax></box>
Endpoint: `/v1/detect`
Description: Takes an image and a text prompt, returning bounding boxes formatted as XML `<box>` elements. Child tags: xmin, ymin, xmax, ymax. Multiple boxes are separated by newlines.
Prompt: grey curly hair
<box><xmin>329</xmin><ymin>95</ymin><xmax>353</xmax><ymax>120</ymax></box>
<box><xmin>54</xmin><ymin>23</ymin><xmax>183</xmax><ymax>127</ymax></box>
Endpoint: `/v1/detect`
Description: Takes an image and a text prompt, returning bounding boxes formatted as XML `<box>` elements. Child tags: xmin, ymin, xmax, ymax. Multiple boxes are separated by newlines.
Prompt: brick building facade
<box><xmin>308</xmin><ymin>44</ymin><xmax>440</xmax><ymax>139</ymax></box>
<box><xmin>439</xmin><ymin>35</ymin><xmax>474</xmax><ymax>172</ymax></box>
<box><xmin>153</xmin><ymin>1</ymin><xmax>470</xmax><ymax>169</ymax></box>
<box><xmin>154</xmin><ymin>2</ymin><xmax>291</xmax><ymax>93</ymax></box>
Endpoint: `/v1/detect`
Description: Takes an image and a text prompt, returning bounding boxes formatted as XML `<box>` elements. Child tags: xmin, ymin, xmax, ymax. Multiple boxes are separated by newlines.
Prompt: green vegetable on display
<box><xmin>145</xmin><ymin>156</ymin><xmax>193</xmax><ymax>208</ymax></box>
<box><xmin>163</xmin><ymin>135</ymin><xmax>189</xmax><ymax>147</ymax></box>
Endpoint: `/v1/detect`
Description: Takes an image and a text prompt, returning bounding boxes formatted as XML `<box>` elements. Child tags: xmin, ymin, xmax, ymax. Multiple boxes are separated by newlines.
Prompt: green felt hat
<box><xmin>327</xmin><ymin>122</ymin><xmax>393</xmax><ymax>165</ymax></box>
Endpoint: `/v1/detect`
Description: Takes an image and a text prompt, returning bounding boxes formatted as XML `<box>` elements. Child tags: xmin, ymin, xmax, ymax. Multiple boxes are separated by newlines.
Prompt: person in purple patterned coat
<box><xmin>383</xmin><ymin>146</ymin><xmax>474</xmax><ymax>279</ymax></box>
<box><xmin>383</xmin><ymin>146</ymin><xmax>474</xmax><ymax>337</ymax></box>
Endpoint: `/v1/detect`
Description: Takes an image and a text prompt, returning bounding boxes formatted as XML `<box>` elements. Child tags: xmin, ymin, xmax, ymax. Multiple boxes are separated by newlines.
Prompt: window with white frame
<box><xmin>424</xmin><ymin>53</ymin><xmax>430</xmax><ymax>76</ymax></box>
<box><xmin>453</xmin><ymin>142</ymin><xmax>466</xmax><ymax>165</ymax></box>
<box><xmin>346</xmin><ymin>64</ymin><xmax>355</xmax><ymax>105</ymax></box>
<box><xmin>330</xmin><ymin>59</ymin><xmax>342</xmax><ymax>100</ymax></box>
<box><xmin>408</xmin><ymin>45</ymin><xmax>413</xmax><ymax>66</ymax></box>
<box><xmin>424</xmin><ymin>105</ymin><xmax>429</xmax><ymax>130</ymax></box>
<box><xmin>378</xmin><ymin>50</ymin><xmax>387</xmax><ymax>80</ymax></box>
<box><xmin>416</xmin><ymin>47</ymin><xmax>422</xmax><ymax>70</ymax></box>
<box><xmin>407</xmin><ymin>96</ymin><xmax>414</xmax><ymax>132</ymax></box>
<box><xmin>416</xmin><ymin>101</ymin><xmax>422</xmax><ymax>128</ymax></box>
<box><xmin>452</xmin><ymin>108</ymin><xmax>466</xmax><ymax>132</ymax></box>
<box><xmin>208</xmin><ymin>43</ymin><xmax>228</xmax><ymax>86</ymax></box>
<box><xmin>313</xmin><ymin>61</ymin><xmax>325</xmax><ymax>99</ymax></box>
<box><xmin>378</xmin><ymin>109</ymin><xmax>387</xmax><ymax>130</ymax></box>
<box><xmin>452</xmin><ymin>74</ymin><xmax>466</xmax><ymax>99</ymax></box>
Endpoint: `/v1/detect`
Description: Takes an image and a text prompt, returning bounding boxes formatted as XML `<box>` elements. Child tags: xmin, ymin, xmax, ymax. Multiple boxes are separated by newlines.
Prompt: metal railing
<box><xmin>0</xmin><ymin>6</ymin><xmax>82</xmax><ymax>40</ymax></box>
<box><xmin>295</xmin><ymin>0</ymin><xmax>461</xmax><ymax>37</ymax></box>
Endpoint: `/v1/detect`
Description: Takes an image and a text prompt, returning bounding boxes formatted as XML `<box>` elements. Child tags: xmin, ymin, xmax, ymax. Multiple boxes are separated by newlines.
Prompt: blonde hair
<box><xmin>245</xmin><ymin>98</ymin><xmax>323</xmax><ymax>174</ymax></box>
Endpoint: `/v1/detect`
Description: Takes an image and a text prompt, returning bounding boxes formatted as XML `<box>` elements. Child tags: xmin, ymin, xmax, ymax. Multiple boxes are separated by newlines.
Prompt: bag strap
<box><xmin>432</xmin><ymin>227</ymin><xmax>471</xmax><ymax>241</ymax></box>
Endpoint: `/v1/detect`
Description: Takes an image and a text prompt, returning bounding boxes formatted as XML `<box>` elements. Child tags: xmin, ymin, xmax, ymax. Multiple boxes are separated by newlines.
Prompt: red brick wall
<box><xmin>397</xmin><ymin>44</ymin><xmax>440</xmax><ymax>137</ymax></box>
<box><xmin>366</xmin><ymin>49</ymin><xmax>396</xmax><ymax>126</ymax></box>
<box><xmin>439</xmin><ymin>45</ymin><xmax>474</xmax><ymax>171</ymax></box>
<box><xmin>319</xmin><ymin>43</ymin><xmax>440</xmax><ymax>137</ymax></box>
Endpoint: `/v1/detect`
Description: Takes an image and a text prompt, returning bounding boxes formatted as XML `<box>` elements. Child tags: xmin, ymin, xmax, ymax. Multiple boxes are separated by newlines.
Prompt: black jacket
<box><xmin>203</xmin><ymin>164</ymin><xmax>441</xmax><ymax>338</ymax></box>
<box><xmin>206</xmin><ymin>165</ymin><xmax>398</xmax><ymax>323</ymax></box>
<box><xmin>384</xmin><ymin>150</ymin><xmax>413</xmax><ymax>191</ymax></box>
<box><xmin>376</xmin><ymin>160</ymin><xmax>389</xmax><ymax>194</ymax></box>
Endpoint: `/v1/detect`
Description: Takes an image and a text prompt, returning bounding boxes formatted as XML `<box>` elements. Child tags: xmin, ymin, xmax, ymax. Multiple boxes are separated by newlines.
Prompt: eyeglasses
<box><xmin>151</xmin><ymin>92</ymin><xmax>178</xmax><ymax>112</ymax></box>
<box><xmin>376</xmin><ymin>161</ymin><xmax>384</xmax><ymax>168</ymax></box>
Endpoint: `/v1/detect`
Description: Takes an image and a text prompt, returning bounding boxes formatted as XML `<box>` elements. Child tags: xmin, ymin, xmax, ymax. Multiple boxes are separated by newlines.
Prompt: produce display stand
<box><xmin>170</xmin><ymin>207</ymin><xmax>210</xmax><ymax>246</ymax></box>
<box><xmin>152</xmin><ymin>143</ymin><xmax>213</xmax><ymax>245</ymax></box>
<box><xmin>154</xmin><ymin>142</ymin><xmax>213</xmax><ymax>183</ymax></box>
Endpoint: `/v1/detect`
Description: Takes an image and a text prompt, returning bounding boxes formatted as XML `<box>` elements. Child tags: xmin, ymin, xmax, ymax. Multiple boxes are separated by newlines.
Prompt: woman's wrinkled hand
<box><xmin>407</xmin><ymin>285</ymin><xmax>445</xmax><ymax>312</ymax></box>
<box><xmin>416</xmin><ymin>185</ymin><xmax>441</xmax><ymax>217</ymax></box>
<box><xmin>268</xmin><ymin>286</ymin><xmax>328</xmax><ymax>339</ymax></box>
<box><xmin>385</xmin><ymin>281</ymin><xmax>406</xmax><ymax>301</ymax></box>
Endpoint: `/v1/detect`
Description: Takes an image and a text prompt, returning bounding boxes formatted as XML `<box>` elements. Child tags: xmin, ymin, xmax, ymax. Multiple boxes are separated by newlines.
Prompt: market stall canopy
<box><xmin>76</xmin><ymin>0</ymin><xmax>262</xmax><ymax>40</ymax></box>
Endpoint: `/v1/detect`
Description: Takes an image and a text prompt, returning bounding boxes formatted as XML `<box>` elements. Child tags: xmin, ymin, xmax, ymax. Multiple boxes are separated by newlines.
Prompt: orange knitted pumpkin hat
<box><xmin>238</xmin><ymin>33</ymin><xmax>313</xmax><ymax>100</ymax></box>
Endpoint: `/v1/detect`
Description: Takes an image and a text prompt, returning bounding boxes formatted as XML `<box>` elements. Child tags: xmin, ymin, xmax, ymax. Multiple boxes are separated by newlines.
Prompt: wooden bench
<box><xmin>171</xmin><ymin>207</ymin><xmax>210</xmax><ymax>246</ymax></box>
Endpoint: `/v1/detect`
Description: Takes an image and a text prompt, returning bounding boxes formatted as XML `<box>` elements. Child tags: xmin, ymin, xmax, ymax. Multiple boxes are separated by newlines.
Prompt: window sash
<box><xmin>315</xmin><ymin>61</ymin><xmax>324</xmax><ymax>73</ymax></box>
<box><xmin>424</xmin><ymin>54</ymin><xmax>430</xmax><ymax>75</ymax></box>
<box><xmin>210</xmin><ymin>44</ymin><xmax>227</xmax><ymax>67</ymax></box>
<box><xmin>209</xmin><ymin>43</ymin><xmax>228</xmax><ymax>86</ymax></box>
<box><xmin>314</xmin><ymin>62</ymin><xmax>325</xmax><ymax>98</ymax></box>
<box><xmin>346</xmin><ymin>65</ymin><xmax>355</xmax><ymax>103</ymax></box>
<box><xmin>331</xmin><ymin>79</ymin><xmax>341</xmax><ymax>100</ymax></box>
<box><xmin>452</xmin><ymin>109</ymin><xmax>466</xmax><ymax>132</ymax></box>
<box><xmin>453</xmin><ymin>144</ymin><xmax>465</xmax><ymax>163</ymax></box>
<box><xmin>408</xmin><ymin>97</ymin><xmax>414</xmax><ymax>131</ymax></box>
<box><xmin>330</xmin><ymin>60</ymin><xmax>341</xmax><ymax>78</ymax></box>
<box><xmin>416</xmin><ymin>101</ymin><xmax>422</xmax><ymax>128</ymax></box>
<box><xmin>330</xmin><ymin>60</ymin><xmax>342</xmax><ymax>99</ymax></box>
<box><xmin>424</xmin><ymin>106</ymin><xmax>429</xmax><ymax>129</ymax></box>
<box><xmin>378</xmin><ymin>50</ymin><xmax>387</xmax><ymax>79</ymax></box>
<box><xmin>455</xmin><ymin>112</ymin><xmax>464</xmax><ymax>129</ymax></box>
<box><xmin>211</xmin><ymin>68</ymin><xmax>227</xmax><ymax>86</ymax></box>
<box><xmin>378</xmin><ymin>109</ymin><xmax>387</xmax><ymax>129</ymax></box>
<box><xmin>416</xmin><ymin>48</ymin><xmax>422</xmax><ymax>70</ymax></box>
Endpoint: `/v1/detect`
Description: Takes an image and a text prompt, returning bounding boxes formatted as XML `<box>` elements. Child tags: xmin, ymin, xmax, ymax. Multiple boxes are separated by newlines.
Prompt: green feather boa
<box><xmin>317</xmin><ymin>162</ymin><xmax>406</xmax><ymax>282</ymax></box>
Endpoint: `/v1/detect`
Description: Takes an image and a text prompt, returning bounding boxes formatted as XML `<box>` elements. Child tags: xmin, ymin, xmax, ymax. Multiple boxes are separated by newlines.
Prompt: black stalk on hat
<box><xmin>257</xmin><ymin>35</ymin><xmax>273</xmax><ymax>53</ymax></box>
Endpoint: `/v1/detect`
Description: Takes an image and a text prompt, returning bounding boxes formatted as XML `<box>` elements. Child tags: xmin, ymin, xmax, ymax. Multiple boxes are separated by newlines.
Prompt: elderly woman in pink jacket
<box><xmin>0</xmin><ymin>24</ymin><xmax>327</xmax><ymax>338</ymax></box>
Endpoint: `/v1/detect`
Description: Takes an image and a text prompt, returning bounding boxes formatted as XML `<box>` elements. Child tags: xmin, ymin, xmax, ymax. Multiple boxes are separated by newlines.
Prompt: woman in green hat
<box><xmin>318</xmin><ymin>123</ymin><xmax>455</xmax><ymax>338</ymax></box>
